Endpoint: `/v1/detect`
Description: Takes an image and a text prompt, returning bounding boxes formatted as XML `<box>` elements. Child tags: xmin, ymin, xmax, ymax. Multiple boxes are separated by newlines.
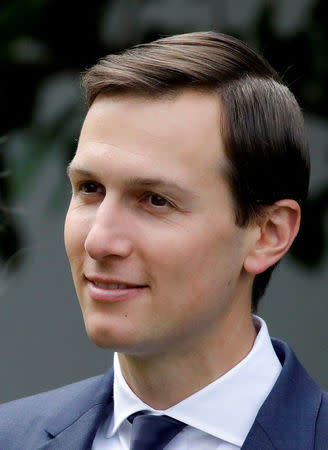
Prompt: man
<box><xmin>0</xmin><ymin>31</ymin><xmax>327</xmax><ymax>449</ymax></box>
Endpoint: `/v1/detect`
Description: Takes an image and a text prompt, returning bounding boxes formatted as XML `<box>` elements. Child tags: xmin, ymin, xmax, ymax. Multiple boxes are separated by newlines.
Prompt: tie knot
<box><xmin>128</xmin><ymin>412</ymin><xmax>186</xmax><ymax>450</ymax></box>
<box><xmin>127</xmin><ymin>411</ymin><xmax>145</xmax><ymax>423</ymax></box>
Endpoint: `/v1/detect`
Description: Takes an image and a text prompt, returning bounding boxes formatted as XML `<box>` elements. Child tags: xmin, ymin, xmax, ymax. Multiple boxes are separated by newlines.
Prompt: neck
<box><xmin>118</xmin><ymin>308</ymin><xmax>257</xmax><ymax>410</ymax></box>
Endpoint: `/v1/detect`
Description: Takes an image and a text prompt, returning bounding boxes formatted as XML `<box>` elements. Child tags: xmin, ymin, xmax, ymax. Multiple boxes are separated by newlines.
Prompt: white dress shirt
<box><xmin>92</xmin><ymin>316</ymin><xmax>281</xmax><ymax>449</ymax></box>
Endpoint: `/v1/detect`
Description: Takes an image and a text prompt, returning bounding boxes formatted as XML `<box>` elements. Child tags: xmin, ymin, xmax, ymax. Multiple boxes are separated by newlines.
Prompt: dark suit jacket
<box><xmin>0</xmin><ymin>339</ymin><xmax>327</xmax><ymax>449</ymax></box>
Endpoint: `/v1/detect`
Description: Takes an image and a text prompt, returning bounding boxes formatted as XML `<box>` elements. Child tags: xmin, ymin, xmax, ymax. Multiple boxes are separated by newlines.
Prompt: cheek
<box><xmin>150</xmin><ymin>224</ymin><xmax>244</xmax><ymax>299</ymax></box>
<box><xmin>64</xmin><ymin>209</ymin><xmax>88</xmax><ymax>263</ymax></box>
<box><xmin>164</xmin><ymin>225</ymin><xmax>235</xmax><ymax>268</ymax></box>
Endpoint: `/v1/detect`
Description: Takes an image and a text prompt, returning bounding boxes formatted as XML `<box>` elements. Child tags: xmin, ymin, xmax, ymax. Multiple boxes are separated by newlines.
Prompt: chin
<box><xmin>83</xmin><ymin>314</ymin><xmax>140</xmax><ymax>351</ymax></box>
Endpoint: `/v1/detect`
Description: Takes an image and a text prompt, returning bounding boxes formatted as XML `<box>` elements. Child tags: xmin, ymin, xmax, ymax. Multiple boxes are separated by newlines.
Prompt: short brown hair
<box><xmin>82</xmin><ymin>31</ymin><xmax>310</xmax><ymax>312</ymax></box>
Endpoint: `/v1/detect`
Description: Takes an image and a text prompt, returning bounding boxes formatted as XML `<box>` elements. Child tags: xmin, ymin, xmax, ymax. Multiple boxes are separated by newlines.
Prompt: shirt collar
<box><xmin>107</xmin><ymin>316</ymin><xmax>281</xmax><ymax>446</ymax></box>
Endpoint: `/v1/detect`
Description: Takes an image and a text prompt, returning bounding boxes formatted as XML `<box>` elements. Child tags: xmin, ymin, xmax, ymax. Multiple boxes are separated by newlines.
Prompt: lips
<box><xmin>85</xmin><ymin>276</ymin><xmax>148</xmax><ymax>302</ymax></box>
<box><xmin>86</xmin><ymin>276</ymin><xmax>145</xmax><ymax>289</ymax></box>
<box><xmin>93</xmin><ymin>281</ymin><xmax>137</xmax><ymax>290</ymax></box>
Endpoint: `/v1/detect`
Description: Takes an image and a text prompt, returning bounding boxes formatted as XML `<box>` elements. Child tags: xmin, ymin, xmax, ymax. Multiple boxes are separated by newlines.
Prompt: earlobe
<box><xmin>244</xmin><ymin>199</ymin><xmax>301</xmax><ymax>275</ymax></box>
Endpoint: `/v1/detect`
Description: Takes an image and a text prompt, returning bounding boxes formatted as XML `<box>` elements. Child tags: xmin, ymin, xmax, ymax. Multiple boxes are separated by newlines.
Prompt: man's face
<box><xmin>65</xmin><ymin>90</ymin><xmax>256</xmax><ymax>356</ymax></box>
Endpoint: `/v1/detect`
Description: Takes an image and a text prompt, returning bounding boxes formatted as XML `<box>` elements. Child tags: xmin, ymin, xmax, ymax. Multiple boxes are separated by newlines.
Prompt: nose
<box><xmin>84</xmin><ymin>199</ymin><xmax>133</xmax><ymax>260</ymax></box>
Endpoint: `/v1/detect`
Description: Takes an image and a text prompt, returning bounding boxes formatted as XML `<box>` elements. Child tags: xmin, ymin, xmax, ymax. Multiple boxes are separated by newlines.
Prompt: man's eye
<box><xmin>146</xmin><ymin>193</ymin><xmax>171</xmax><ymax>208</ymax></box>
<box><xmin>78</xmin><ymin>181</ymin><xmax>103</xmax><ymax>194</ymax></box>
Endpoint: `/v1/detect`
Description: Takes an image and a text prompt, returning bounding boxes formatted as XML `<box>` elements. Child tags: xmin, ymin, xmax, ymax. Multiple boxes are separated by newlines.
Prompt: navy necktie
<box><xmin>129</xmin><ymin>412</ymin><xmax>187</xmax><ymax>450</ymax></box>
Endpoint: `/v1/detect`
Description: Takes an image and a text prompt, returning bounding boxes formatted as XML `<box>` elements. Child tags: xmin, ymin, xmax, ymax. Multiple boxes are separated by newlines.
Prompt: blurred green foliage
<box><xmin>0</xmin><ymin>0</ymin><xmax>327</xmax><ymax>269</ymax></box>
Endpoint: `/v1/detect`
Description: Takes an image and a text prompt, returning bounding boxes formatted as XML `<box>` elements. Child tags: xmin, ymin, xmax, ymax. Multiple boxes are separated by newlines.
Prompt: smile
<box><xmin>93</xmin><ymin>281</ymin><xmax>135</xmax><ymax>290</ymax></box>
<box><xmin>86</xmin><ymin>278</ymin><xmax>148</xmax><ymax>303</ymax></box>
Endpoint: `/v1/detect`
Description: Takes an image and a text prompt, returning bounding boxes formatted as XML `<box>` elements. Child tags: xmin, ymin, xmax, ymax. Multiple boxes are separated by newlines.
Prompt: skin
<box><xmin>64</xmin><ymin>90</ymin><xmax>299</xmax><ymax>409</ymax></box>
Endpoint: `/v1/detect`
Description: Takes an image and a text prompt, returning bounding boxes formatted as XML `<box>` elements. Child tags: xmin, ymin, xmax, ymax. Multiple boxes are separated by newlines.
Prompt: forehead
<box><xmin>75</xmin><ymin>90</ymin><xmax>228</xmax><ymax>185</ymax></box>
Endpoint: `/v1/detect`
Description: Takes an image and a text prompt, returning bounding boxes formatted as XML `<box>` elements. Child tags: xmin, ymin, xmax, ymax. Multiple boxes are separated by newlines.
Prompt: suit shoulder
<box><xmin>0</xmin><ymin>374</ymin><xmax>104</xmax><ymax>447</ymax></box>
<box><xmin>0</xmin><ymin>374</ymin><xmax>104</xmax><ymax>414</ymax></box>
<box><xmin>315</xmin><ymin>391</ymin><xmax>328</xmax><ymax>448</ymax></box>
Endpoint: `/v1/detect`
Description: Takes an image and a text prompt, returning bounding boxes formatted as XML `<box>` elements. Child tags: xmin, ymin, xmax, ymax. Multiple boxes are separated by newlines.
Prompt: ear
<box><xmin>244</xmin><ymin>199</ymin><xmax>301</xmax><ymax>275</ymax></box>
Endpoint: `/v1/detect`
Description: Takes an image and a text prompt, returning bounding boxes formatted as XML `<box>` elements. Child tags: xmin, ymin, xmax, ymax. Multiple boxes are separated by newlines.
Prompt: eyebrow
<box><xmin>66</xmin><ymin>163</ymin><xmax>93</xmax><ymax>179</ymax></box>
<box><xmin>66</xmin><ymin>163</ymin><xmax>194</xmax><ymax>198</ymax></box>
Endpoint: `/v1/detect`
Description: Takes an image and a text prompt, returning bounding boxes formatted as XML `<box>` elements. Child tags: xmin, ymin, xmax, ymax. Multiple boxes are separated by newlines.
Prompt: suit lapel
<box><xmin>241</xmin><ymin>421</ymin><xmax>275</xmax><ymax>450</ymax></box>
<box><xmin>38</xmin><ymin>368</ymin><xmax>114</xmax><ymax>450</ymax></box>
<box><xmin>38</xmin><ymin>403</ymin><xmax>111</xmax><ymax>450</ymax></box>
<box><xmin>242</xmin><ymin>339</ymin><xmax>322</xmax><ymax>450</ymax></box>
